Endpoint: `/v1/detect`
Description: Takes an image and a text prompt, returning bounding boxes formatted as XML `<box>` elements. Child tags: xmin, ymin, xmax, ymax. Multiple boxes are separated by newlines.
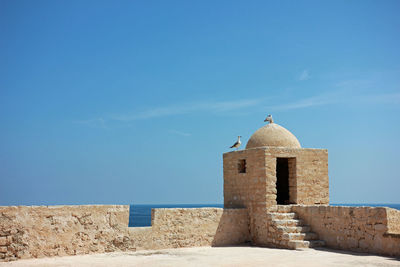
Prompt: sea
<box><xmin>128</xmin><ymin>203</ymin><xmax>400</xmax><ymax>227</ymax></box>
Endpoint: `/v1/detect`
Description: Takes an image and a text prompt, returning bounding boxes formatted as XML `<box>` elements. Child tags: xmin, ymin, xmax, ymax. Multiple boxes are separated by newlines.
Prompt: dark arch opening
<box><xmin>276</xmin><ymin>158</ymin><xmax>290</xmax><ymax>205</ymax></box>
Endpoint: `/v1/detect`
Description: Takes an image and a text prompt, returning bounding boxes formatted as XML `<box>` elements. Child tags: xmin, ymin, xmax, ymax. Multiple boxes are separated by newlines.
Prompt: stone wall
<box><xmin>223</xmin><ymin>147</ymin><xmax>329</xmax><ymax>245</ymax></box>
<box><xmin>262</xmin><ymin>147</ymin><xmax>329</xmax><ymax>205</ymax></box>
<box><xmin>223</xmin><ymin>148</ymin><xmax>267</xmax><ymax>209</ymax></box>
<box><xmin>293</xmin><ymin>149</ymin><xmax>329</xmax><ymax>205</ymax></box>
<box><xmin>1</xmin><ymin>204</ymin><xmax>399</xmax><ymax>261</ymax></box>
<box><xmin>131</xmin><ymin>208</ymin><xmax>250</xmax><ymax>250</ymax></box>
<box><xmin>292</xmin><ymin>205</ymin><xmax>400</xmax><ymax>256</ymax></box>
<box><xmin>387</xmin><ymin>208</ymin><xmax>400</xmax><ymax>234</ymax></box>
<box><xmin>0</xmin><ymin>205</ymin><xmax>133</xmax><ymax>261</ymax></box>
<box><xmin>287</xmin><ymin>158</ymin><xmax>297</xmax><ymax>204</ymax></box>
<box><xmin>0</xmin><ymin>205</ymin><xmax>250</xmax><ymax>262</ymax></box>
<box><xmin>223</xmin><ymin>148</ymin><xmax>270</xmax><ymax>244</ymax></box>
<box><xmin>223</xmin><ymin>147</ymin><xmax>329</xmax><ymax>210</ymax></box>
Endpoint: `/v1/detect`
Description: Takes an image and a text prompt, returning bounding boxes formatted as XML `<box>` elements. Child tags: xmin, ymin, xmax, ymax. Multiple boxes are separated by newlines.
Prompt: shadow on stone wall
<box><xmin>211</xmin><ymin>208</ymin><xmax>250</xmax><ymax>247</ymax></box>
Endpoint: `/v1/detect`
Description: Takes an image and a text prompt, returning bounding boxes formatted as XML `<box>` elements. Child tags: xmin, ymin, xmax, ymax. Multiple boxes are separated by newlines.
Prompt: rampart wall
<box><xmin>292</xmin><ymin>205</ymin><xmax>400</xmax><ymax>256</ymax></box>
<box><xmin>0</xmin><ymin>205</ymin><xmax>250</xmax><ymax>262</ymax></box>
<box><xmin>1</xmin><ymin>204</ymin><xmax>399</xmax><ymax>261</ymax></box>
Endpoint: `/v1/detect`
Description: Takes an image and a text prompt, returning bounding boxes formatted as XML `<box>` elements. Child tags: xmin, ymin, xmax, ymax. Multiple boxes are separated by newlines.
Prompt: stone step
<box><xmin>309</xmin><ymin>240</ymin><xmax>326</xmax><ymax>248</ymax></box>
<box><xmin>287</xmin><ymin>240</ymin><xmax>310</xmax><ymax>249</ymax></box>
<box><xmin>271</xmin><ymin>219</ymin><xmax>304</xmax><ymax>227</ymax></box>
<box><xmin>267</xmin><ymin>212</ymin><xmax>297</xmax><ymax>220</ymax></box>
<box><xmin>276</xmin><ymin>225</ymin><xmax>311</xmax><ymax>233</ymax></box>
<box><xmin>276</xmin><ymin>205</ymin><xmax>292</xmax><ymax>213</ymax></box>
<box><xmin>281</xmin><ymin>232</ymin><xmax>319</xmax><ymax>241</ymax></box>
<box><xmin>287</xmin><ymin>240</ymin><xmax>326</xmax><ymax>250</ymax></box>
<box><xmin>268</xmin><ymin>208</ymin><xmax>326</xmax><ymax>250</ymax></box>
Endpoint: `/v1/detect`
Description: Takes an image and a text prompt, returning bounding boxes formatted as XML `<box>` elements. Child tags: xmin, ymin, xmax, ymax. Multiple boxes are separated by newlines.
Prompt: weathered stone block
<box><xmin>0</xmin><ymin>237</ymin><xmax>7</xmax><ymax>246</ymax></box>
<box><xmin>374</xmin><ymin>224</ymin><xmax>387</xmax><ymax>232</ymax></box>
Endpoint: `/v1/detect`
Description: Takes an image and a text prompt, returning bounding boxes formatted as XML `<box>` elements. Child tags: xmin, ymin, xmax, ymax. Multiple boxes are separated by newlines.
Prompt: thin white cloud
<box><xmin>110</xmin><ymin>98</ymin><xmax>262</xmax><ymax>121</ymax></box>
<box><xmin>75</xmin><ymin>80</ymin><xmax>400</xmax><ymax>126</ymax></box>
<box><xmin>266</xmin><ymin>91</ymin><xmax>400</xmax><ymax>111</ymax></box>
<box><xmin>360</xmin><ymin>92</ymin><xmax>400</xmax><ymax>104</ymax></box>
<box><xmin>335</xmin><ymin>79</ymin><xmax>371</xmax><ymax>90</ymax></box>
<box><xmin>299</xmin><ymin>70</ymin><xmax>310</xmax><ymax>81</ymax></box>
<box><xmin>169</xmin><ymin>130</ymin><xmax>191</xmax><ymax>137</ymax></box>
<box><xmin>268</xmin><ymin>96</ymin><xmax>329</xmax><ymax>111</ymax></box>
<box><xmin>73</xmin><ymin>118</ymin><xmax>107</xmax><ymax>128</ymax></box>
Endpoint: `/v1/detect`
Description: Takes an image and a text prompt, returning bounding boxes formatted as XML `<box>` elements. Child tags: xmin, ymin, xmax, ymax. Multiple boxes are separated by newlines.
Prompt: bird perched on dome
<box><xmin>264</xmin><ymin>114</ymin><xmax>274</xmax><ymax>124</ymax></box>
<box><xmin>230</xmin><ymin>136</ymin><xmax>241</xmax><ymax>150</ymax></box>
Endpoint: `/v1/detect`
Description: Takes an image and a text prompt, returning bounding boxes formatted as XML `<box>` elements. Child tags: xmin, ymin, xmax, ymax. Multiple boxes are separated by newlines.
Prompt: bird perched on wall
<box><xmin>230</xmin><ymin>136</ymin><xmax>241</xmax><ymax>150</ymax></box>
<box><xmin>264</xmin><ymin>114</ymin><xmax>274</xmax><ymax>124</ymax></box>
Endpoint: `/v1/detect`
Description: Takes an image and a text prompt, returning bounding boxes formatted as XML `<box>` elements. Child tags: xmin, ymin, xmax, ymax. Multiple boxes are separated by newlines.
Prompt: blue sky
<box><xmin>1</xmin><ymin>0</ymin><xmax>399</xmax><ymax>205</ymax></box>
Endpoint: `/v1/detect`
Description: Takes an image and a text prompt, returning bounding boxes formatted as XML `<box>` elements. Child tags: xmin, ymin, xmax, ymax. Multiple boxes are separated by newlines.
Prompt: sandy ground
<box><xmin>1</xmin><ymin>246</ymin><xmax>399</xmax><ymax>267</ymax></box>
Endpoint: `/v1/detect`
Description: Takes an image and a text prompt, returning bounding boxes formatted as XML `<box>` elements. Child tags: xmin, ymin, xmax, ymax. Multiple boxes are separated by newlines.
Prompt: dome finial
<box><xmin>264</xmin><ymin>114</ymin><xmax>274</xmax><ymax>124</ymax></box>
<box><xmin>246</xmin><ymin>117</ymin><xmax>301</xmax><ymax>149</ymax></box>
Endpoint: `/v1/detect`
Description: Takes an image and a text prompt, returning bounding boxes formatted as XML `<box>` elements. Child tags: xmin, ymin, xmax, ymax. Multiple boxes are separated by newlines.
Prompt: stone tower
<box><xmin>223</xmin><ymin>120</ymin><xmax>329</xmax><ymax>246</ymax></box>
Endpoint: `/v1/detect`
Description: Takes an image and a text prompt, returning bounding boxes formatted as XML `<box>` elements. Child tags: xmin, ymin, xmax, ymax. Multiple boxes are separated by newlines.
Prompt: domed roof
<box><xmin>246</xmin><ymin>123</ymin><xmax>301</xmax><ymax>149</ymax></box>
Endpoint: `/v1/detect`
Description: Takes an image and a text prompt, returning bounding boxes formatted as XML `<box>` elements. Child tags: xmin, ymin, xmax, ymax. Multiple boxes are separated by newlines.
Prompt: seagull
<box><xmin>264</xmin><ymin>114</ymin><xmax>274</xmax><ymax>124</ymax></box>
<box><xmin>230</xmin><ymin>136</ymin><xmax>242</xmax><ymax>150</ymax></box>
